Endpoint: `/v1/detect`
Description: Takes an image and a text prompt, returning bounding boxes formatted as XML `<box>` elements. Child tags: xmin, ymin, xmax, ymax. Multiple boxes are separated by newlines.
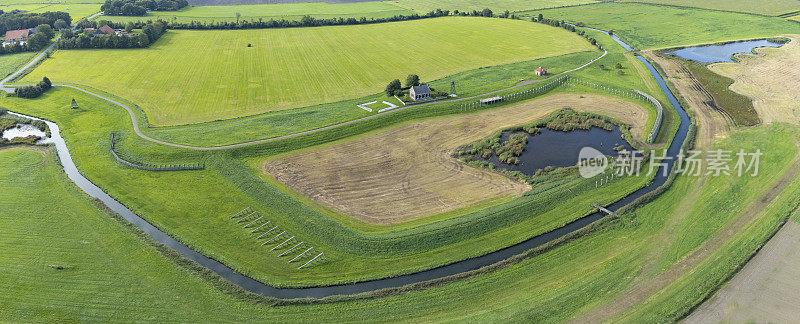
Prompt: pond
<box><xmin>667</xmin><ymin>39</ymin><xmax>784</xmax><ymax>63</ymax></box>
<box><xmin>485</xmin><ymin>126</ymin><xmax>634</xmax><ymax>175</ymax></box>
<box><xmin>1</xmin><ymin>123</ymin><xmax>51</xmax><ymax>143</ymax></box>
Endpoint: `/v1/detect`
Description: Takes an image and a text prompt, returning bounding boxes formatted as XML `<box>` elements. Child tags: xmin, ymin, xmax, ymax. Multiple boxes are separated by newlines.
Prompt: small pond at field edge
<box><xmin>667</xmin><ymin>39</ymin><xmax>784</xmax><ymax>63</ymax></box>
<box><xmin>2</xmin><ymin>124</ymin><xmax>51</xmax><ymax>143</ymax></box>
<box><xmin>483</xmin><ymin>126</ymin><xmax>633</xmax><ymax>175</ymax></box>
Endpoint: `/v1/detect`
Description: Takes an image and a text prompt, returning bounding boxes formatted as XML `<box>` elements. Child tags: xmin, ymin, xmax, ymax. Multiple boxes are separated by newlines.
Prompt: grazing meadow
<box><xmin>22</xmin><ymin>16</ymin><xmax>594</xmax><ymax>125</ymax></box>
<box><xmin>99</xmin><ymin>2</ymin><xmax>413</xmax><ymax>24</ymax></box>
<box><xmin>524</xmin><ymin>3</ymin><xmax>799</xmax><ymax>50</ymax></box>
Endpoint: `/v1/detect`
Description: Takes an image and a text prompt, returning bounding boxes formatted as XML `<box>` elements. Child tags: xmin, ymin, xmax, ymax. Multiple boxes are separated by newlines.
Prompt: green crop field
<box><xmin>99</xmin><ymin>2</ymin><xmax>413</xmax><ymax>24</ymax></box>
<box><xmin>22</xmin><ymin>16</ymin><xmax>594</xmax><ymax>125</ymax></box>
<box><xmin>393</xmin><ymin>0</ymin><xmax>593</xmax><ymax>13</ymax></box>
<box><xmin>620</xmin><ymin>0</ymin><xmax>800</xmax><ymax>16</ymax></box>
<box><xmin>523</xmin><ymin>3</ymin><xmax>799</xmax><ymax>49</ymax></box>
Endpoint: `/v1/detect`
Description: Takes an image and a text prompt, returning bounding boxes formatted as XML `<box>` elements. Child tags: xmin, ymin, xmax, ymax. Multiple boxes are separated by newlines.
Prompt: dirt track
<box><xmin>709</xmin><ymin>35</ymin><xmax>800</xmax><ymax>125</ymax></box>
<box><xmin>264</xmin><ymin>94</ymin><xmax>650</xmax><ymax>224</ymax></box>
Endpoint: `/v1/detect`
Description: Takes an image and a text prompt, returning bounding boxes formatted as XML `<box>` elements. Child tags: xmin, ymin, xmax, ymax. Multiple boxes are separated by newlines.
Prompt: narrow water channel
<box><xmin>8</xmin><ymin>28</ymin><xmax>692</xmax><ymax>299</ymax></box>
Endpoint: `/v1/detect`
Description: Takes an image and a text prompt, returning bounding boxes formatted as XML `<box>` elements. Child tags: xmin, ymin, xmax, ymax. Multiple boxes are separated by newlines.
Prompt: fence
<box><xmin>454</xmin><ymin>76</ymin><xmax>664</xmax><ymax>144</ymax></box>
<box><xmin>109</xmin><ymin>132</ymin><xmax>204</xmax><ymax>171</ymax></box>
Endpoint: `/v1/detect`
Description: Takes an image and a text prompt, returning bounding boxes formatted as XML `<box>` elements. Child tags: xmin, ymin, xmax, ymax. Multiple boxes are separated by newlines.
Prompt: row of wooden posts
<box><xmin>230</xmin><ymin>207</ymin><xmax>325</xmax><ymax>270</ymax></box>
<box><xmin>109</xmin><ymin>132</ymin><xmax>204</xmax><ymax>171</ymax></box>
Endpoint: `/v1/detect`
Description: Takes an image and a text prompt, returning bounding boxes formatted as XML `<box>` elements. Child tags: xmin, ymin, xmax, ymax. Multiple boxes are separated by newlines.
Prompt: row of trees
<box><xmin>13</xmin><ymin>77</ymin><xmax>52</xmax><ymax>99</ymax></box>
<box><xmin>532</xmin><ymin>14</ymin><xmax>603</xmax><ymax>50</ymax></box>
<box><xmin>101</xmin><ymin>0</ymin><xmax>189</xmax><ymax>16</ymax></box>
<box><xmin>58</xmin><ymin>21</ymin><xmax>166</xmax><ymax>49</ymax></box>
<box><xmin>0</xmin><ymin>10</ymin><xmax>70</xmax><ymax>35</ymax></box>
<box><xmin>0</xmin><ymin>24</ymin><xmax>55</xmax><ymax>54</ymax></box>
<box><xmin>165</xmin><ymin>9</ymin><xmax>451</xmax><ymax>30</ymax></box>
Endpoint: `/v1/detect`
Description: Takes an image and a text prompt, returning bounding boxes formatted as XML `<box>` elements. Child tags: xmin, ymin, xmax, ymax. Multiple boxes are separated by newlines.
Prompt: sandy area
<box><xmin>264</xmin><ymin>94</ymin><xmax>650</xmax><ymax>224</ymax></box>
<box><xmin>709</xmin><ymin>35</ymin><xmax>800</xmax><ymax>125</ymax></box>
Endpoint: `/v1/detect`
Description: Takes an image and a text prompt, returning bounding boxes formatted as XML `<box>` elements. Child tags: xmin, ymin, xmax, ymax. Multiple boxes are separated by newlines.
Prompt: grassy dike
<box><xmin>2</xmin><ymin>123</ymin><xmax>798</xmax><ymax>321</ymax></box>
<box><xmin>0</xmin><ymin>86</ymin><xmax>658</xmax><ymax>287</ymax></box>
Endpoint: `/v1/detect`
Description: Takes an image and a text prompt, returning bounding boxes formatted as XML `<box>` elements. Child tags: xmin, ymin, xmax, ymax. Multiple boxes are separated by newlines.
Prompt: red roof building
<box><xmin>535</xmin><ymin>66</ymin><xmax>548</xmax><ymax>76</ymax></box>
<box><xmin>3</xmin><ymin>28</ymin><xmax>35</xmax><ymax>43</ymax></box>
<box><xmin>98</xmin><ymin>25</ymin><xmax>115</xmax><ymax>35</ymax></box>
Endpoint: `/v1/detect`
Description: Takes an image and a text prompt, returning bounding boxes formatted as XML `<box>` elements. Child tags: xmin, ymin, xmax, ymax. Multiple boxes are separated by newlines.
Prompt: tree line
<box><xmin>12</xmin><ymin>77</ymin><xmax>52</xmax><ymax>99</ymax></box>
<box><xmin>532</xmin><ymin>14</ymin><xmax>603</xmax><ymax>50</ymax></box>
<box><xmin>0</xmin><ymin>23</ymin><xmax>55</xmax><ymax>54</ymax></box>
<box><xmin>0</xmin><ymin>10</ymin><xmax>70</xmax><ymax>35</ymax></box>
<box><xmin>101</xmin><ymin>0</ymin><xmax>189</xmax><ymax>16</ymax></box>
<box><xmin>58</xmin><ymin>20</ymin><xmax>167</xmax><ymax>49</ymax></box>
<box><xmin>163</xmin><ymin>8</ymin><xmax>452</xmax><ymax>30</ymax></box>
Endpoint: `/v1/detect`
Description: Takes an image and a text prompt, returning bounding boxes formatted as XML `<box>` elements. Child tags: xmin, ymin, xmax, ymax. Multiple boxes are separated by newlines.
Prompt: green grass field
<box><xmin>620</xmin><ymin>0</ymin><xmax>800</xmax><ymax>16</ymax></box>
<box><xmin>0</xmin><ymin>80</ymin><xmax>663</xmax><ymax>287</ymax></box>
<box><xmin>393</xmin><ymin>0</ymin><xmax>593</xmax><ymax>13</ymax></box>
<box><xmin>2</xmin><ymin>123</ymin><xmax>797</xmax><ymax>321</ymax></box>
<box><xmin>99</xmin><ymin>2</ymin><xmax>412</xmax><ymax>24</ymax></box>
<box><xmin>22</xmin><ymin>17</ymin><xmax>594</xmax><ymax>125</ymax></box>
<box><xmin>790</xmin><ymin>14</ymin><xmax>800</xmax><ymax>21</ymax></box>
<box><xmin>0</xmin><ymin>51</ymin><xmax>35</xmax><ymax>79</ymax></box>
<box><xmin>523</xmin><ymin>3</ymin><xmax>799</xmax><ymax>49</ymax></box>
<box><xmin>31</xmin><ymin>3</ymin><xmax>101</xmax><ymax>20</ymax></box>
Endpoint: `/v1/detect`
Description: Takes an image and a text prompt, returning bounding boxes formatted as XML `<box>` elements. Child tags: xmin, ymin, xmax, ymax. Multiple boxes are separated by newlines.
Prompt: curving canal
<box><xmin>10</xmin><ymin>29</ymin><xmax>691</xmax><ymax>299</ymax></box>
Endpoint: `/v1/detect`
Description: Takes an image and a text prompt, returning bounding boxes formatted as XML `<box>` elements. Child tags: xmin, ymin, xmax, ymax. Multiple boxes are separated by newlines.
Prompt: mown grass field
<box><xmin>620</xmin><ymin>0</ymin><xmax>800</xmax><ymax>16</ymax></box>
<box><xmin>3</xmin><ymin>123</ymin><xmax>798</xmax><ymax>322</ymax></box>
<box><xmin>143</xmin><ymin>50</ymin><xmax>601</xmax><ymax>146</ymax></box>
<box><xmin>100</xmin><ymin>2</ymin><xmax>412</xmax><ymax>24</ymax></box>
<box><xmin>393</xmin><ymin>0</ymin><xmax>593</xmax><ymax>13</ymax></box>
<box><xmin>524</xmin><ymin>3</ymin><xmax>799</xmax><ymax>50</ymax></box>
<box><xmin>22</xmin><ymin>16</ymin><xmax>594</xmax><ymax>125</ymax></box>
<box><xmin>31</xmin><ymin>3</ymin><xmax>101</xmax><ymax>20</ymax></box>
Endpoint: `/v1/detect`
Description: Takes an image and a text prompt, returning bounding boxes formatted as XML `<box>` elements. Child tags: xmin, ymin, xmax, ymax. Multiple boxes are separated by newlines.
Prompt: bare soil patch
<box><xmin>709</xmin><ymin>35</ymin><xmax>800</xmax><ymax>125</ymax></box>
<box><xmin>264</xmin><ymin>94</ymin><xmax>651</xmax><ymax>224</ymax></box>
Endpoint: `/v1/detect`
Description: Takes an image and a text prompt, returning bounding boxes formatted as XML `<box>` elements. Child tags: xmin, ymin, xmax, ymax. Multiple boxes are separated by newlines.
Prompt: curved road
<box><xmin>5</xmin><ymin>47</ymin><xmax>606</xmax><ymax>150</ymax></box>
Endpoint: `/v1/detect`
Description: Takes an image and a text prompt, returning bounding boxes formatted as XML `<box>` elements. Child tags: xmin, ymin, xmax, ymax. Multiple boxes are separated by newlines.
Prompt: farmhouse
<box><xmin>99</xmin><ymin>25</ymin><xmax>115</xmax><ymax>35</ymax></box>
<box><xmin>535</xmin><ymin>66</ymin><xmax>547</xmax><ymax>76</ymax></box>
<box><xmin>3</xmin><ymin>28</ymin><xmax>36</xmax><ymax>45</ymax></box>
<box><xmin>409</xmin><ymin>84</ymin><xmax>431</xmax><ymax>101</ymax></box>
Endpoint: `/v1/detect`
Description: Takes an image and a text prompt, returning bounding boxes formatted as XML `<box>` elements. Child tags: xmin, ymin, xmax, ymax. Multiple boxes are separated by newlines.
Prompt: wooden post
<box><xmin>279</xmin><ymin>242</ymin><xmax>304</xmax><ymax>257</ymax></box>
<box><xmin>271</xmin><ymin>236</ymin><xmax>295</xmax><ymax>251</ymax></box>
<box><xmin>262</xmin><ymin>231</ymin><xmax>286</xmax><ymax>245</ymax></box>
<box><xmin>298</xmin><ymin>252</ymin><xmax>325</xmax><ymax>270</ymax></box>
<box><xmin>257</xmin><ymin>226</ymin><xmax>279</xmax><ymax>239</ymax></box>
